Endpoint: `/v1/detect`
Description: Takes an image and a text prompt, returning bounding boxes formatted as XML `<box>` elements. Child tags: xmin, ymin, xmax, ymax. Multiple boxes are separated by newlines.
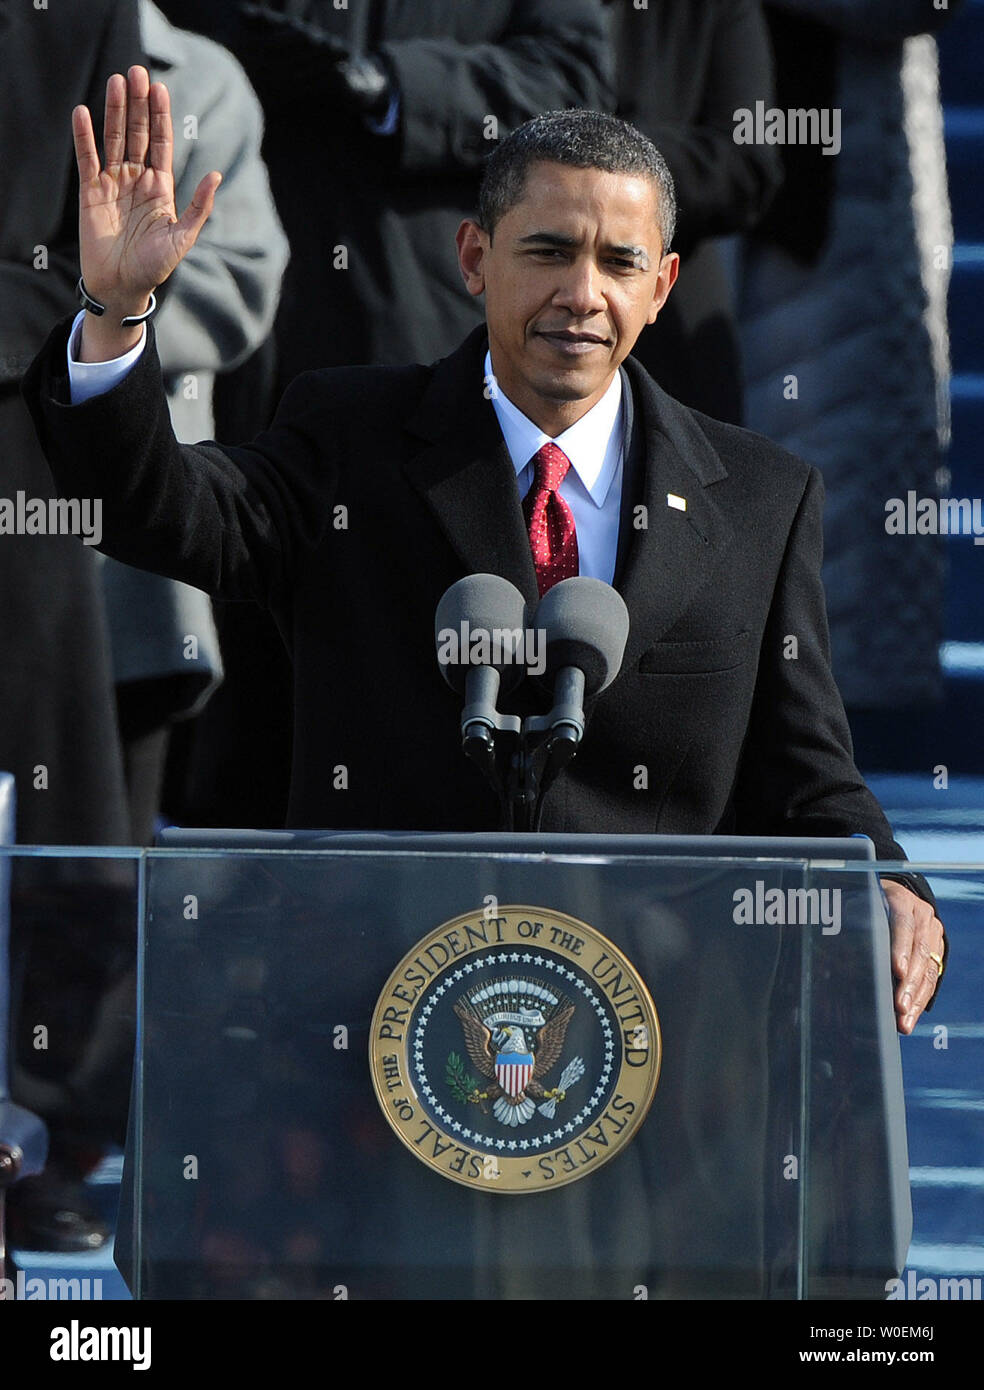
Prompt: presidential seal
<box><xmin>369</xmin><ymin>906</ymin><xmax>661</xmax><ymax>1192</ymax></box>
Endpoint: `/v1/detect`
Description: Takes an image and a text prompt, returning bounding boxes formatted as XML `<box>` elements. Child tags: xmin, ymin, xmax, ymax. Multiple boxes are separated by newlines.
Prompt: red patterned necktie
<box><xmin>523</xmin><ymin>442</ymin><xmax>579</xmax><ymax>597</ymax></box>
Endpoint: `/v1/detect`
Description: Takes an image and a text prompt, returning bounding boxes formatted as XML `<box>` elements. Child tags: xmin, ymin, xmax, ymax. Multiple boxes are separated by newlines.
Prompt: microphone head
<box><xmin>533</xmin><ymin>577</ymin><xmax>630</xmax><ymax>696</ymax></box>
<box><xmin>435</xmin><ymin>574</ymin><xmax>531</xmax><ymax>695</ymax></box>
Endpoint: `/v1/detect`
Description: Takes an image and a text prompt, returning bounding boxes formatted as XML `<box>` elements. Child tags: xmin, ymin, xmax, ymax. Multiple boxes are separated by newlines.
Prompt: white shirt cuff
<box><xmin>66</xmin><ymin>309</ymin><xmax>147</xmax><ymax>405</ymax></box>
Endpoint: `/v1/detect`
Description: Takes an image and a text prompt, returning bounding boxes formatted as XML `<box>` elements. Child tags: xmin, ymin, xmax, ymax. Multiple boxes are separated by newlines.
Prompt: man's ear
<box><xmin>456</xmin><ymin>219</ymin><xmax>489</xmax><ymax>298</ymax></box>
<box><xmin>646</xmin><ymin>251</ymin><xmax>680</xmax><ymax>325</ymax></box>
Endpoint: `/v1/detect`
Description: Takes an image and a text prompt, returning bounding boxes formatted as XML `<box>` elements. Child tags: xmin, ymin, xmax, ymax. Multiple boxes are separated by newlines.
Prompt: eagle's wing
<box><xmin>531</xmin><ymin>1002</ymin><xmax>575</xmax><ymax>1080</ymax></box>
<box><xmin>454</xmin><ymin>1002</ymin><xmax>496</xmax><ymax>1079</ymax></box>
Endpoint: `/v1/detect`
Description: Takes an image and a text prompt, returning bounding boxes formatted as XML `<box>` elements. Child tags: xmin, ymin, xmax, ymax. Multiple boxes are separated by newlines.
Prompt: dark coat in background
<box><xmin>606</xmin><ymin>0</ymin><xmax>782</xmax><ymax>423</ymax></box>
<box><xmin>738</xmin><ymin>0</ymin><xmax>957</xmax><ymax>711</ymax></box>
<box><xmin>0</xmin><ymin>1</ymin><xmax>147</xmax><ymax>1217</ymax></box>
<box><xmin>157</xmin><ymin>0</ymin><xmax>615</xmax><ymax>386</ymax></box>
<box><xmin>0</xmin><ymin>0</ymin><xmax>143</xmax><ymax>845</ymax></box>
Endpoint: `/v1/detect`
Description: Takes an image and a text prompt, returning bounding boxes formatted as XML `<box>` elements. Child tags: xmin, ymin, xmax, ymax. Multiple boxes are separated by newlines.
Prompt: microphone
<box><xmin>435</xmin><ymin>575</ymin><xmax>629</xmax><ymax>831</ymax></box>
<box><xmin>533</xmin><ymin>577</ymin><xmax>630</xmax><ymax>744</ymax></box>
<box><xmin>515</xmin><ymin>578</ymin><xmax>629</xmax><ymax>831</ymax></box>
<box><xmin>434</xmin><ymin>574</ymin><xmax>529</xmax><ymax>743</ymax></box>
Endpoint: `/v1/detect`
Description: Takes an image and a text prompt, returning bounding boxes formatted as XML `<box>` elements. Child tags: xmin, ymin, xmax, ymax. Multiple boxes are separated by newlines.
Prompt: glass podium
<box><xmin>6</xmin><ymin>832</ymin><xmax>967</xmax><ymax>1300</ymax></box>
<box><xmin>71</xmin><ymin>831</ymin><xmax>915</xmax><ymax>1301</ymax></box>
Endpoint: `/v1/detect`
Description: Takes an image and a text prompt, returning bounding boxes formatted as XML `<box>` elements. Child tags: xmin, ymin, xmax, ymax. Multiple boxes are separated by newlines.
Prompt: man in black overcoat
<box><xmin>22</xmin><ymin>74</ymin><xmax>946</xmax><ymax>1035</ymax></box>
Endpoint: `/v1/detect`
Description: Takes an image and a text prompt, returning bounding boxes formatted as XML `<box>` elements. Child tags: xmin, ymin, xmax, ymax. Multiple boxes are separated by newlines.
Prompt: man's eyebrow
<box><xmin>516</xmin><ymin>232</ymin><xmax>651</xmax><ymax>265</ymax></box>
<box><xmin>609</xmin><ymin>243</ymin><xmax>650</xmax><ymax>266</ymax></box>
<box><xmin>517</xmin><ymin>231</ymin><xmax>579</xmax><ymax>247</ymax></box>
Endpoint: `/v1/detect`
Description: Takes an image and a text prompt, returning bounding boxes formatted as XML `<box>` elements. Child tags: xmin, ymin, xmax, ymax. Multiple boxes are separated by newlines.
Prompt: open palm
<box><xmin>73</xmin><ymin>66</ymin><xmax>221</xmax><ymax>310</ymax></box>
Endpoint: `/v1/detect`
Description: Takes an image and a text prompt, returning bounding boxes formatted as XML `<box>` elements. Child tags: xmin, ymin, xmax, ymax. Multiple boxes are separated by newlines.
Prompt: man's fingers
<box><xmin>896</xmin><ymin>920</ymin><xmax>944</xmax><ymax>1032</ymax></box>
<box><xmin>173</xmin><ymin>172</ymin><xmax>223</xmax><ymax>247</ymax></box>
<box><xmin>148</xmin><ymin>82</ymin><xmax>173</xmax><ymax>178</ymax></box>
<box><xmin>72</xmin><ymin>105</ymin><xmax>101</xmax><ymax>185</ymax></box>
<box><xmin>881</xmin><ymin>880</ymin><xmax>945</xmax><ymax>1035</ymax></box>
<box><xmin>103</xmin><ymin>72</ymin><xmax>127</xmax><ymax>170</ymax></box>
<box><xmin>888</xmin><ymin>895</ymin><xmax>943</xmax><ymax>1032</ymax></box>
<box><xmin>890</xmin><ymin>905</ymin><xmax>915</xmax><ymax>983</ymax></box>
<box><xmin>125</xmin><ymin>65</ymin><xmax>151</xmax><ymax>167</ymax></box>
<box><xmin>898</xmin><ymin>908</ymin><xmax>941</xmax><ymax>998</ymax></box>
<box><xmin>898</xmin><ymin>972</ymin><xmax>937</xmax><ymax>1034</ymax></box>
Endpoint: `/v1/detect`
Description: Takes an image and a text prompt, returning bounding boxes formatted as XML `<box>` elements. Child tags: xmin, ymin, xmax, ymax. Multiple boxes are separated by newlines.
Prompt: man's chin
<box><xmin>529</xmin><ymin>364</ymin><xmax>611</xmax><ymax>404</ymax></box>
<box><xmin>532</xmin><ymin>330</ymin><xmax>622</xmax><ymax>385</ymax></box>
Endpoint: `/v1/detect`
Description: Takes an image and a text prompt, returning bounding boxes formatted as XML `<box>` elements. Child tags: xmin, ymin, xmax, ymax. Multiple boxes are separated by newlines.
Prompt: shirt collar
<box><xmin>484</xmin><ymin>350</ymin><xmax>623</xmax><ymax>508</ymax></box>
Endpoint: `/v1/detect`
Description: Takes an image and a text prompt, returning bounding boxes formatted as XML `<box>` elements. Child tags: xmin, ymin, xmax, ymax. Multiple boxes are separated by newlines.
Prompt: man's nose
<box><xmin>553</xmin><ymin>257</ymin><xmax>607</xmax><ymax>315</ymax></box>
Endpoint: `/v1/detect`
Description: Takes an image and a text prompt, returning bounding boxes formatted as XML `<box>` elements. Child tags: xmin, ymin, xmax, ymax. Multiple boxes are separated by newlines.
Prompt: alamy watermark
<box><xmin>0</xmin><ymin>491</ymin><xmax>102</xmax><ymax>545</ymax></box>
<box><xmin>1</xmin><ymin>1271</ymin><xmax>102</xmax><ymax>1300</ymax></box>
<box><xmin>886</xmin><ymin>1270</ymin><xmax>982</xmax><ymax>1301</ymax></box>
<box><xmin>885</xmin><ymin>491</ymin><xmax>984</xmax><ymax>544</ymax></box>
<box><xmin>733</xmin><ymin>101</ymin><xmax>841</xmax><ymax>157</ymax></box>
<box><xmin>49</xmin><ymin>1320</ymin><xmax>151</xmax><ymax>1370</ymax></box>
<box><xmin>733</xmin><ymin>882</ymin><xmax>841</xmax><ymax>934</ymax></box>
<box><xmin>436</xmin><ymin>621</ymin><xmax>545</xmax><ymax>677</ymax></box>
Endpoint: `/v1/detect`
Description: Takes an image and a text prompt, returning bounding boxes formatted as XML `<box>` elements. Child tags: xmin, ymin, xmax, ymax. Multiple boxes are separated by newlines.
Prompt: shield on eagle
<box><xmin>495</xmin><ymin>1050</ymin><xmax>534</xmax><ymax>1098</ymax></box>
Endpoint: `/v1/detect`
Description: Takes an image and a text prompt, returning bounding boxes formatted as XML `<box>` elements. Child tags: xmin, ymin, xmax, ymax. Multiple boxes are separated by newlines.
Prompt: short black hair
<box><xmin>478</xmin><ymin>109</ymin><xmax>677</xmax><ymax>253</ymax></box>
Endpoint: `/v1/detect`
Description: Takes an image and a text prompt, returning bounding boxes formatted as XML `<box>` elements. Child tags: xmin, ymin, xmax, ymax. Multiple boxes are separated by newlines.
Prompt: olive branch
<box><xmin>446</xmin><ymin>1051</ymin><xmax>481</xmax><ymax>1104</ymax></box>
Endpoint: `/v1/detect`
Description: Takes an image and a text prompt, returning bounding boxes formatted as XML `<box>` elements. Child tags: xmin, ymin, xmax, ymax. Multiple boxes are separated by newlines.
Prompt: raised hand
<box><xmin>73</xmin><ymin>66</ymin><xmax>221</xmax><ymax>360</ymax></box>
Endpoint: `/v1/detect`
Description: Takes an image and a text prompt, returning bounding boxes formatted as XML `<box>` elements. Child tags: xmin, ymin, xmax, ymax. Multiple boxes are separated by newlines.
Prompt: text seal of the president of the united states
<box><xmin>369</xmin><ymin>905</ymin><xmax>661</xmax><ymax>1192</ymax></box>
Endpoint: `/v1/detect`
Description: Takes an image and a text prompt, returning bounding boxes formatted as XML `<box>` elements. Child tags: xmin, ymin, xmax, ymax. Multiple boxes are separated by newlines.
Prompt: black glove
<box><xmin>237</xmin><ymin>4</ymin><xmax>393</xmax><ymax>120</ymax></box>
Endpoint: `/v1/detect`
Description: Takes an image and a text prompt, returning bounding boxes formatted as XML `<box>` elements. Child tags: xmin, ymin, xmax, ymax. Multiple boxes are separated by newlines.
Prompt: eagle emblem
<box><xmin>450</xmin><ymin>977</ymin><xmax>585</xmax><ymax>1126</ymax></box>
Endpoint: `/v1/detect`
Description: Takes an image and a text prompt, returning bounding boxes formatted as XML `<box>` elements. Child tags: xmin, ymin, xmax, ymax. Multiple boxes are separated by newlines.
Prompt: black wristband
<box><xmin>77</xmin><ymin>277</ymin><xmax>157</xmax><ymax>327</ymax></box>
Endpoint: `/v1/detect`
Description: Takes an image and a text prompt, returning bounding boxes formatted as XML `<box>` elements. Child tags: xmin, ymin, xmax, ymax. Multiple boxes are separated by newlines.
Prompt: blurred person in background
<box><xmin>1</xmin><ymin>0</ymin><xmax>143</xmax><ymax>1257</ymax></box>
<box><xmin>737</xmin><ymin>0</ymin><xmax>960</xmax><ymax>745</ymax></box>
<box><xmin>156</xmin><ymin>0</ymin><xmax>614</xmax><ymax>382</ymax></box>
<box><xmin>0</xmin><ymin>3</ymin><xmax>140</xmax><ymax>850</ymax></box>
<box><xmin>604</xmin><ymin>0</ymin><xmax>782</xmax><ymax>425</ymax></box>
<box><xmin>5</xmin><ymin>0</ymin><xmax>288</xmax><ymax>1251</ymax></box>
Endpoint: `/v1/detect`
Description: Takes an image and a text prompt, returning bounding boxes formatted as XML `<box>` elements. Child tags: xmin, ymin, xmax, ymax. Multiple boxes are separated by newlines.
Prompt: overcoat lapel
<box><xmin>402</xmin><ymin>326</ymin><xmax>540</xmax><ymax>607</ymax></box>
<box><xmin>616</xmin><ymin>356</ymin><xmax>734</xmax><ymax>669</ymax></box>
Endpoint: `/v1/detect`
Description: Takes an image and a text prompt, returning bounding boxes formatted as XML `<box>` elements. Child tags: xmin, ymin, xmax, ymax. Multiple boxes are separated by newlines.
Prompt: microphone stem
<box><xmin>550</xmin><ymin>667</ymin><xmax>586</xmax><ymax>739</ymax></box>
